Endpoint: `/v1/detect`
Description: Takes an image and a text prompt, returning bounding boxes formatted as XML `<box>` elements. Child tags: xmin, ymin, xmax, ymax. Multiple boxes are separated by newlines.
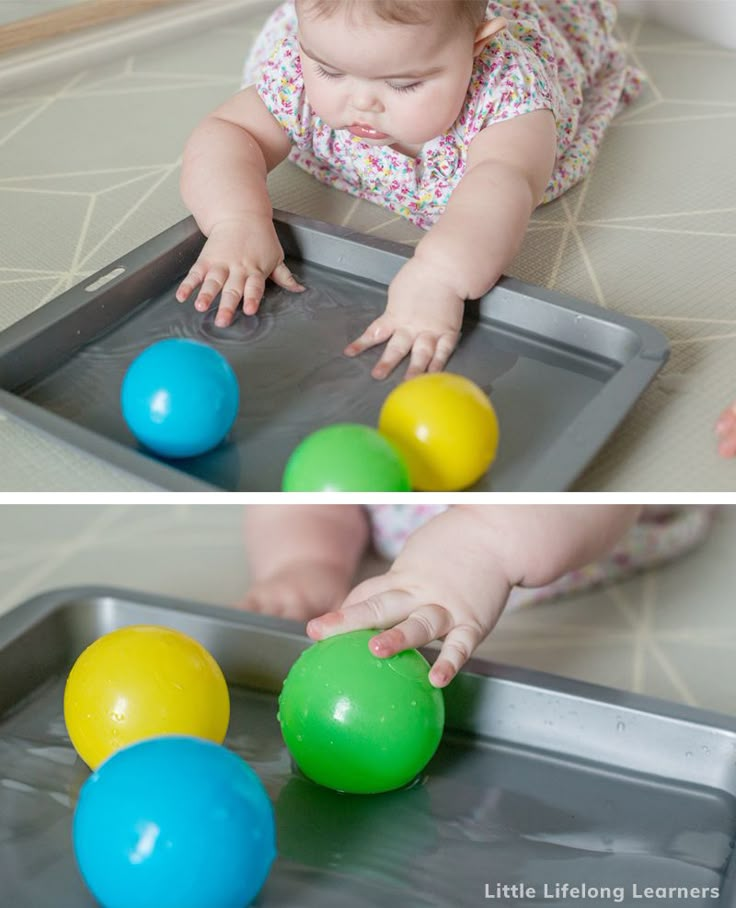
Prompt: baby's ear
<box><xmin>473</xmin><ymin>16</ymin><xmax>507</xmax><ymax>56</ymax></box>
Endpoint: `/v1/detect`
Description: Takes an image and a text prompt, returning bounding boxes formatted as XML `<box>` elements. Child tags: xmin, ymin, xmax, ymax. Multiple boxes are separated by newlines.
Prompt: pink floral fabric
<box><xmin>242</xmin><ymin>0</ymin><xmax>643</xmax><ymax>228</ymax></box>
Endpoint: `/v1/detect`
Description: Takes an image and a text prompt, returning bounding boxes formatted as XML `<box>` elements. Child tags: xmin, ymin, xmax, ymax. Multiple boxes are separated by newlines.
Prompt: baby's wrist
<box><xmin>411</xmin><ymin>241</ymin><xmax>460</xmax><ymax>290</ymax></box>
<box><xmin>208</xmin><ymin>212</ymin><xmax>272</xmax><ymax>235</ymax></box>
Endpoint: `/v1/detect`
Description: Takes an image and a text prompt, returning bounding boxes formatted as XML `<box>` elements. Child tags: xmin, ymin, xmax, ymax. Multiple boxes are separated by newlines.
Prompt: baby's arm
<box><xmin>242</xmin><ymin>505</ymin><xmax>370</xmax><ymax>620</ymax></box>
<box><xmin>178</xmin><ymin>87</ymin><xmax>303</xmax><ymax>327</ymax></box>
<box><xmin>307</xmin><ymin>504</ymin><xmax>641</xmax><ymax>686</ymax></box>
<box><xmin>346</xmin><ymin>109</ymin><xmax>557</xmax><ymax>379</ymax></box>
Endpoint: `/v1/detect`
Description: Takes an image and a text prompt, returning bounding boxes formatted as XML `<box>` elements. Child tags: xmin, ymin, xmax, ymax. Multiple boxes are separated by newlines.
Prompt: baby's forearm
<box><xmin>456</xmin><ymin>504</ymin><xmax>642</xmax><ymax>589</ymax></box>
<box><xmin>414</xmin><ymin>159</ymin><xmax>537</xmax><ymax>300</ymax></box>
<box><xmin>180</xmin><ymin>116</ymin><xmax>272</xmax><ymax>235</ymax></box>
<box><xmin>245</xmin><ymin>505</ymin><xmax>370</xmax><ymax>583</ymax></box>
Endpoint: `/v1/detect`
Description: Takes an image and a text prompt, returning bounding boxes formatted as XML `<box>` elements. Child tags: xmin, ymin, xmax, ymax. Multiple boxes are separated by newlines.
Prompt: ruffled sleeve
<box><xmin>460</xmin><ymin>22</ymin><xmax>579</xmax><ymax>160</ymax></box>
<box><xmin>255</xmin><ymin>35</ymin><xmax>313</xmax><ymax>149</ymax></box>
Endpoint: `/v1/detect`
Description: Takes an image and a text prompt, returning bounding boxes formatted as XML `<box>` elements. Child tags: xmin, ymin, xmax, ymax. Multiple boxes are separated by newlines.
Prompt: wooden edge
<box><xmin>0</xmin><ymin>0</ymin><xmax>185</xmax><ymax>55</ymax></box>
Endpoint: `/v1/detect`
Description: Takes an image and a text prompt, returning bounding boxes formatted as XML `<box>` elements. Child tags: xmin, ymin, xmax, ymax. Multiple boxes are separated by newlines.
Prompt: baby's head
<box><xmin>295</xmin><ymin>0</ymin><xmax>506</xmax><ymax>149</ymax></box>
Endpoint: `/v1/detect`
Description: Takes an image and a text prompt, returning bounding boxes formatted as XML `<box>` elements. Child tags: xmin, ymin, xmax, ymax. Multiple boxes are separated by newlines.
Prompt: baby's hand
<box><xmin>306</xmin><ymin>568</ymin><xmax>507</xmax><ymax>688</ymax></box>
<box><xmin>175</xmin><ymin>217</ymin><xmax>304</xmax><ymax>327</ymax></box>
<box><xmin>240</xmin><ymin>562</ymin><xmax>351</xmax><ymax>622</ymax></box>
<box><xmin>716</xmin><ymin>402</ymin><xmax>736</xmax><ymax>457</ymax></box>
<box><xmin>307</xmin><ymin>509</ymin><xmax>512</xmax><ymax>688</ymax></box>
<box><xmin>344</xmin><ymin>255</ymin><xmax>464</xmax><ymax>380</ymax></box>
<box><xmin>306</xmin><ymin>505</ymin><xmax>640</xmax><ymax>688</ymax></box>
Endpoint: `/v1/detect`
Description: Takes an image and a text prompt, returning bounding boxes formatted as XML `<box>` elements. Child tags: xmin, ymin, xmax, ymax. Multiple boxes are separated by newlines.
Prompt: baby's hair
<box><xmin>298</xmin><ymin>0</ymin><xmax>489</xmax><ymax>30</ymax></box>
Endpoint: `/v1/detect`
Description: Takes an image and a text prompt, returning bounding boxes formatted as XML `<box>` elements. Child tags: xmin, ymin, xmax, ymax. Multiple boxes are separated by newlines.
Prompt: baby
<box><xmin>241</xmin><ymin>505</ymin><xmax>715</xmax><ymax>687</ymax></box>
<box><xmin>177</xmin><ymin>0</ymin><xmax>641</xmax><ymax>379</ymax></box>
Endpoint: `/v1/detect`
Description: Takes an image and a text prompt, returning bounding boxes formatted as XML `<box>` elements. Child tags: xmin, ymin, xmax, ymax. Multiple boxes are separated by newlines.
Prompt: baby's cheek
<box><xmin>302</xmin><ymin>76</ymin><xmax>340</xmax><ymax>126</ymax></box>
<box><xmin>398</xmin><ymin>88</ymin><xmax>460</xmax><ymax>144</ymax></box>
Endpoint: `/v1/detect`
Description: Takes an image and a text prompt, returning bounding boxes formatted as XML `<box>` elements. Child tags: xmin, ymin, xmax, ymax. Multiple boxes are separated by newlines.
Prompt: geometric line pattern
<box><xmin>0</xmin><ymin>10</ymin><xmax>735</xmax><ymax>489</ymax></box>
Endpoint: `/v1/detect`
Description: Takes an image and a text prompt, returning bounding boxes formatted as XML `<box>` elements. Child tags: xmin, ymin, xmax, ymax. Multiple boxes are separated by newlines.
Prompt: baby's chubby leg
<box><xmin>308</xmin><ymin>505</ymin><xmax>641</xmax><ymax>687</ymax></box>
<box><xmin>242</xmin><ymin>505</ymin><xmax>370</xmax><ymax>621</ymax></box>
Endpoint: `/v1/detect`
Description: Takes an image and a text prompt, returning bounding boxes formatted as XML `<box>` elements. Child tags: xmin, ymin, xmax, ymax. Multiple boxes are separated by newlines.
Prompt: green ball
<box><xmin>281</xmin><ymin>424</ymin><xmax>411</xmax><ymax>492</ymax></box>
<box><xmin>278</xmin><ymin>630</ymin><xmax>445</xmax><ymax>794</ymax></box>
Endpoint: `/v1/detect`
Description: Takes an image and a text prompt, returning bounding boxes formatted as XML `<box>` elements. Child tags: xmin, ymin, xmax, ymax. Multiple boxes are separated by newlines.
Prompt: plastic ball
<box><xmin>73</xmin><ymin>736</ymin><xmax>276</xmax><ymax>908</ymax></box>
<box><xmin>281</xmin><ymin>423</ymin><xmax>411</xmax><ymax>491</ymax></box>
<box><xmin>378</xmin><ymin>372</ymin><xmax>499</xmax><ymax>491</ymax></box>
<box><xmin>278</xmin><ymin>630</ymin><xmax>445</xmax><ymax>794</ymax></box>
<box><xmin>64</xmin><ymin>625</ymin><xmax>230</xmax><ymax>770</ymax></box>
<box><xmin>121</xmin><ymin>339</ymin><xmax>239</xmax><ymax>458</ymax></box>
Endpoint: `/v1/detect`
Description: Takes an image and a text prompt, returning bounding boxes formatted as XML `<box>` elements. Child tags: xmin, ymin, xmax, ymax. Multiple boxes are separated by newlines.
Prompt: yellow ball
<box><xmin>64</xmin><ymin>625</ymin><xmax>230</xmax><ymax>769</ymax></box>
<box><xmin>378</xmin><ymin>373</ymin><xmax>499</xmax><ymax>491</ymax></box>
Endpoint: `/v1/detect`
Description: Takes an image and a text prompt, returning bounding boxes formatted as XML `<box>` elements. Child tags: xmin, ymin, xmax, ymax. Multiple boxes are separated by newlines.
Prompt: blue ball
<box><xmin>121</xmin><ymin>339</ymin><xmax>239</xmax><ymax>458</ymax></box>
<box><xmin>73</xmin><ymin>736</ymin><xmax>276</xmax><ymax>908</ymax></box>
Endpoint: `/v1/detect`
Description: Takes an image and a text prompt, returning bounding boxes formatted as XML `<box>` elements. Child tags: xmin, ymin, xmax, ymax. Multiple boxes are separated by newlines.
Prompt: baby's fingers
<box><xmin>427</xmin><ymin>332</ymin><xmax>459</xmax><ymax>374</ymax></box>
<box><xmin>176</xmin><ymin>265</ymin><xmax>205</xmax><ymax>303</ymax></box>
<box><xmin>368</xmin><ymin>604</ymin><xmax>455</xmax><ymax>659</ymax></box>
<box><xmin>344</xmin><ymin>317</ymin><xmax>394</xmax><ymax>358</ymax></box>
<box><xmin>214</xmin><ymin>268</ymin><xmax>247</xmax><ymax>328</ymax></box>
<box><xmin>270</xmin><ymin>261</ymin><xmax>305</xmax><ymax>293</ymax></box>
<box><xmin>370</xmin><ymin>328</ymin><xmax>415</xmax><ymax>380</ymax></box>
<box><xmin>307</xmin><ymin>588</ymin><xmax>415</xmax><ymax>641</ymax></box>
<box><xmin>404</xmin><ymin>332</ymin><xmax>440</xmax><ymax>380</ymax></box>
<box><xmin>430</xmin><ymin>625</ymin><xmax>480</xmax><ymax>688</ymax></box>
<box><xmin>242</xmin><ymin>272</ymin><xmax>267</xmax><ymax>317</ymax></box>
<box><xmin>193</xmin><ymin>265</ymin><xmax>228</xmax><ymax>313</ymax></box>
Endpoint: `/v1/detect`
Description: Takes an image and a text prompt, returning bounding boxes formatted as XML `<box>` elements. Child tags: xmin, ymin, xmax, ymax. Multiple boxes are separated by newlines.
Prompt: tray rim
<box><xmin>3</xmin><ymin>585</ymin><xmax>735</xmax><ymax>908</ymax></box>
<box><xmin>3</xmin><ymin>583</ymin><xmax>735</xmax><ymax>738</ymax></box>
<box><xmin>0</xmin><ymin>213</ymin><xmax>670</xmax><ymax>492</ymax></box>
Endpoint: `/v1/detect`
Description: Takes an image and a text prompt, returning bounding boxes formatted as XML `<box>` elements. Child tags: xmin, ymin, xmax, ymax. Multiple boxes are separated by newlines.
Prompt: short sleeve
<box><xmin>461</xmin><ymin>27</ymin><xmax>577</xmax><ymax>156</ymax></box>
<box><xmin>255</xmin><ymin>35</ymin><xmax>313</xmax><ymax>148</ymax></box>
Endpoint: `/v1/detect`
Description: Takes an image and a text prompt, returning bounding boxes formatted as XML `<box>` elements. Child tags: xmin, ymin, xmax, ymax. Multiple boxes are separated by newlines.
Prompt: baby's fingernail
<box><xmin>429</xmin><ymin>668</ymin><xmax>449</xmax><ymax>687</ymax></box>
<box><xmin>370</xmin><ymin>636</ymin><xmax>392</xmax><ymax>657</ymax></box>
<box><xmin>306</xmin><ymin>619</ymin><xmax>322</xmax><ymax>639</ymax></box>
<box><xmin>308</xmin><ymin>612</ymin><xmax>343</xmax><ymax>639</ymax></box>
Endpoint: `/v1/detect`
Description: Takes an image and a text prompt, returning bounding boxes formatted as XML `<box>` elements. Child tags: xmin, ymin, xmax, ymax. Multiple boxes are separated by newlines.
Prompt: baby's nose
<box><xmin>351</xmin><ymin>91</ymin><xmax>383</xmax><ymax>113</ymax></box>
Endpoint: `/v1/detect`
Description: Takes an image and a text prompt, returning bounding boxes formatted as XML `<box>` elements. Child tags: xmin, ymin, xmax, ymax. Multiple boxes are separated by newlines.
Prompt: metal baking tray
<box><xmin>1</xmin><ymin>586</ymin><xmax>734</xmax><ymax>907</ymax></box>
<box><xmin>0</xmin><ymin>213</ymin><xmax>669</xmax><ymax>491</ymax></box>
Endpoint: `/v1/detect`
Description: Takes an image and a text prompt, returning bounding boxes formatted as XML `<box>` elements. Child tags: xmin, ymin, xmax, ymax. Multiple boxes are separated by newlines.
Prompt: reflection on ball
<box><xmin>282</xmin><ymin>423</ymin><xmax>411</xmax><ymax>491</ymax></box>
<box><xmin>378</xmin><ymin>373</ymin><xmax>499</xmax><ymax>491</ymax></box>
<box><xmin>73</xmin><ymin>737</ymin><xmax>275</xmax><ymax>908</ymax></box>
<box><xmin>278</xmin><ymin>630</ymin><xmax>444</xmax><ymax>794</ymax></box>
<box><xmin>64</xmin><ymin>625</ymin><xmax>230</xmax><ymax>769</ymax></box>
<box><xmin>121</xmin><ymin>339</ymin><xmax>239</xmax><ymax>458</ymax></box>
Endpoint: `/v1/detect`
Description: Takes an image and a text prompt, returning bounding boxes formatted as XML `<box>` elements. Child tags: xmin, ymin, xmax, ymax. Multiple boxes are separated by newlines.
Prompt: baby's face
<box><xmin>296</xmin><ymin>5</ymin><xmax>477</xmax><ymax>150</ymax></box>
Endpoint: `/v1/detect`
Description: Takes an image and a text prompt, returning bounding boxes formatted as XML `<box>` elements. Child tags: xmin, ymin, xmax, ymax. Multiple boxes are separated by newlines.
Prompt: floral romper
<box><xmin>242</xmin><ymin>0</ymin><xmax>643</xmax><ymax>229</ymax></box>
<box><xmin>367</xmin><ymin>506</ymin><xmax>716</xmax><ymax>608</ymax></box>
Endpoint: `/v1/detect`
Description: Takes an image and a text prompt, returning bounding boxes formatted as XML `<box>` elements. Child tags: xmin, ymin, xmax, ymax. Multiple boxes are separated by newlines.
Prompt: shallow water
<box><xmin>19</xmin><ymin>259</ymin><xmax>612</xmax><ymax>491</ymax></box>
<box><xmin>1</xmin><ymin>677</ymin><xmax>732</xmax><ymax>908</ymax></box>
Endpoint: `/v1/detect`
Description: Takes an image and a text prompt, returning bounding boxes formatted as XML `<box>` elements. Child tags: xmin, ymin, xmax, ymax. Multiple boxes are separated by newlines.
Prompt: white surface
<box><xmin>619</xmin><ymin>0</ymin><xmax>736</xmax><ymax>49</ymax></box>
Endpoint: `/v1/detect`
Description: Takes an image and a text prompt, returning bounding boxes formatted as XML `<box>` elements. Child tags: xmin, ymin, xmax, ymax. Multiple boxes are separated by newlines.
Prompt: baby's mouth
<box><xmin>346</xmin><ymin>123</ymin><xmax>389</xmax><ymax>140</ymax></box>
